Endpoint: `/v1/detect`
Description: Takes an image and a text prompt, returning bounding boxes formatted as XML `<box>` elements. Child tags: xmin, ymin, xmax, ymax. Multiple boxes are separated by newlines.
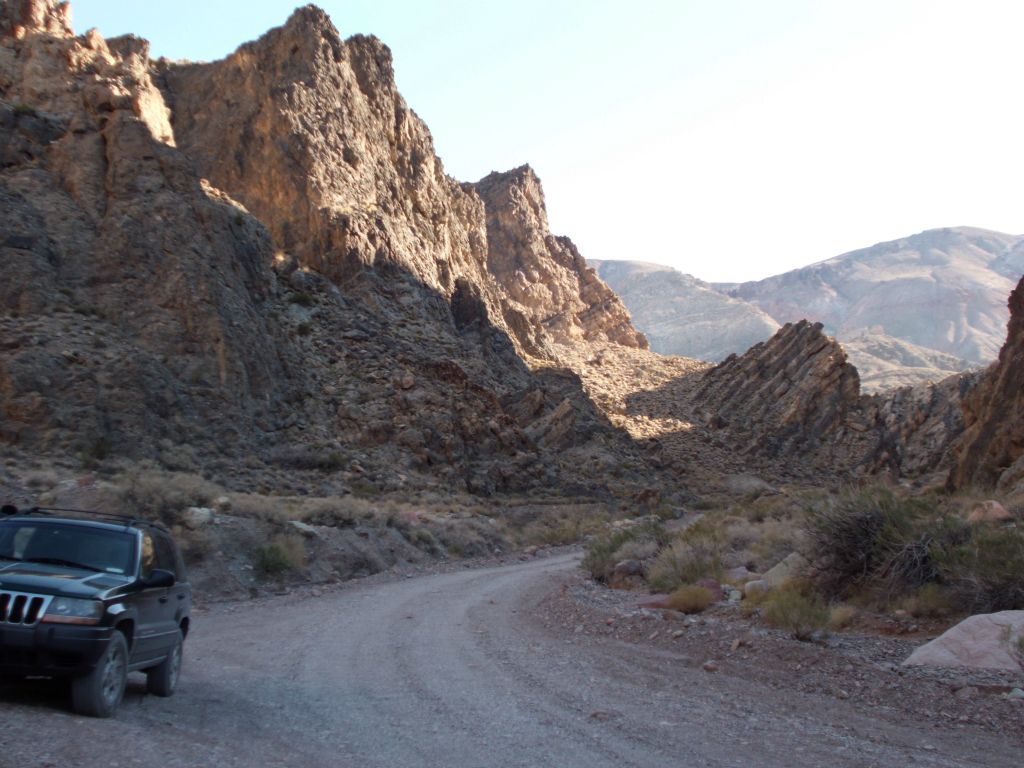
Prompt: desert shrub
<box><xmin>287</xmin><ymin>291</ymin><xmax>314</xmax><ymax>307</ymax></box>
<box><xmin>582</xmin><ymin>521</ymin><xmax>669</xmax><ymax>582</ymax></box>
<box><xmin>934</xmin><ymin>525</ymin><xmax>1024</xmax><ymax>612</ymax></box>
<box><xmin>761</xmin><ymin>584</ymin><xmax>829</xmax><ymax>641</ymax></box>
<box><xmin>901</xmin><ymin>583</ymin><xmax>955</xmax><ymax>619</ymax></box>
<box><xmin>665</xmin><ymin>584</ymin><xmax>716</xmax><ymax>614</ymax></box>
<box><xmin>805</xmin><ymin>487</ymin><xmax>1024</xmax><ymax>613</ymax></box>
<box><xmin>521</xmin><ymin>511</ymin><xmax>606</xmax><ymax>547</ymax></box>
<box><xmin>646</xmin><ymin>521</ymin><xmax>724</xmax><ymax>592</ymax></box>
<box><xmin>254</xmin><ymin>535</ymin><xmax>306</xmax><ymax>576</ymax></box>
<box><xmin>229</xmin><ymin>493</ymin><xmax>287</xmax><ymax>523</ymax></box>
<box><xmin>298</xmin><ymin>499</ymin><xmax>357</xmax><ymax>528</ymax></box>
<box><xmin>804</xmin><ymin>488</ymin><xmax>950</xmax><ymax>601</ymax></box>
<box><xmin>350</xmin><ymin>479</ymin><xmax>379</xmax><ymax>498</ymax></box>
<box><xmin>79</xmin><ymin>436</ymin><xmax>112</xmax><ymax>468</ymax></box>
<box><xmin>297</xmin><ymin>321</ymin><xmax>312</xmax><ymax>336</ymax></box>
<box><xmin>116</xmin><ymin>468</ymin><xmax>221</xmax><ymax>525</ymax></box>
<box><xmin>827</xmin><ymin>603</ymin><xmax>858</xmax><ymax>631</ymax></box>
<box><xmin>612</xmin><ymin>536</ymin><xmax>661</xmax><ymax>563</ymax></box>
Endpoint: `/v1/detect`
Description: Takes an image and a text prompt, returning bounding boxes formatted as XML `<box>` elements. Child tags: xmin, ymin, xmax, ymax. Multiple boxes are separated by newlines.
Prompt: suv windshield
<box><xmin>0</xmin><ymin>521</ymin><xmax>136</xmax><ymax>575</ymax></box>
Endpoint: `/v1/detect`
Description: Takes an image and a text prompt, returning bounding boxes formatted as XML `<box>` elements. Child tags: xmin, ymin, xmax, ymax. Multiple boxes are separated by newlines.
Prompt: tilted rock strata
<box><xmin>948</xmin><ymin>275</ymin><xmax>1024</xmax><ymax>491</ymax></box>
<box><xmin>692</xmin><ymin>321</ymin><xmax>872</xmax><ymax>470</ymax></box>
<box><xmin>473</xmin><ymin>167</ymin><xmax>647</xmax><ymax>355</ymax></box>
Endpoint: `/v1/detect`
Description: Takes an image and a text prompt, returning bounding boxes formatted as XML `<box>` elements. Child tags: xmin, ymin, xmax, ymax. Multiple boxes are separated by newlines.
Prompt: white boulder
<box><xmin>903</xmin><ymin>610</ymin><xmax>1024</xmax><ymax>672</ymax></box>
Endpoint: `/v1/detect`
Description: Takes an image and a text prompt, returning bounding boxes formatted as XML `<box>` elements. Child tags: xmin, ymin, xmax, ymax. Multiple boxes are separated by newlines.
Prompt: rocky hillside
<box><xmin>2</xmin><ymin>0</ymin><xmax>1021</xmax><ymax>514</ymax></box>
<box><xmin>0</xmin><ymin>0</ymin><xmax>656</xmax><ymax>501</ymax></box>
<box><xmin>590</xmin><ymin>260</ymin><xmax>777</xmax><ymax>362</ymax></box>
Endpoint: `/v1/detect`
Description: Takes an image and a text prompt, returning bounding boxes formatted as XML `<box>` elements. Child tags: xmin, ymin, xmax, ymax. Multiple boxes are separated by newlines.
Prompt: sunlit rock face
<box><xmin>948</xmin><ymin>275</ymin><xmax>1024</xmax><ymax>492</ymax></box>
<box><xmin>473</xmin><ymin>166</ymin><xmax>647</xmax><ymax>356</ymax></box>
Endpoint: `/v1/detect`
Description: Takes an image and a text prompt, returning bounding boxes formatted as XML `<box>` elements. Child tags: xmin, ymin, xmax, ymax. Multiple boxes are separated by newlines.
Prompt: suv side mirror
<box><xmin>141</xmin><ymin>569</ymin><xmax>175</xmax><ymax>588</ymax></box>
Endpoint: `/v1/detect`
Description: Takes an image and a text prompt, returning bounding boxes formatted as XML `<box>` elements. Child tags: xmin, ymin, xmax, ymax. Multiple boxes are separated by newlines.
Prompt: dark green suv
<box><xmin>0</xmin><ymin>506</ymin><xmax>192</xmax><ymax>717</ymax></box>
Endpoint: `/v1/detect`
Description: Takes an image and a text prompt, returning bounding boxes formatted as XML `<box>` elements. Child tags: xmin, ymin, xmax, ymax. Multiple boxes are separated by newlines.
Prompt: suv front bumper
<box><xmin>0</xmin><ymin>622</ymin><xmax>113</xmax><ymax>676</ymax></box>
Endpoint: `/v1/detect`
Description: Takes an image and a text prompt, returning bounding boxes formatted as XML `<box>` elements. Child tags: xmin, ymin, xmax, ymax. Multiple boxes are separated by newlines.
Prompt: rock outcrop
<box><xmin>473</xmin><ymin>167</ymin><xmax>647</xmax><ymax>355</ymax></box>
<box><xmin>692</xmin><ymin>321</ymin><xmax>872</xmax><ymax>469</ymax></box>
<box><xmin>948</xmin><ymin>276</ymin><xmax>1024</xmax><ymax>491</ymax></box>
<box><xmin>0</xmin><ymin>1</ymin><xmax>656</xmax><ymax>499</ymax></box>
<box><xmin>0</xmin><ymin>0</ymin><xmax>290</xmax><ymax>459</ymax></box>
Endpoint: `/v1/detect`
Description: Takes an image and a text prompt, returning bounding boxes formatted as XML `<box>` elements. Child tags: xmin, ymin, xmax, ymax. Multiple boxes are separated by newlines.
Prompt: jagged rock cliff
<box><xmin>948</xmin><ymin>276</ymin><xmax>1024</xmax><ymax>492</ymax></box>
<box><xmin>473</xmin><ymin>167</ymin><xmax>646</xmax><ymax>355</ymax></box>
<box><xmin>157</xmin><ymin>10</ymin><xmax>642</xmax><ymax>365</ymax></box>
<box><xmin>0</xmin><ymin>0</ymin><xmax>290</xmax><ymax>460</ymax></box>
<box><xmin>0</xmin><ymin>0</ymin><xmax>653</xmax><ymax>499</ymax></box>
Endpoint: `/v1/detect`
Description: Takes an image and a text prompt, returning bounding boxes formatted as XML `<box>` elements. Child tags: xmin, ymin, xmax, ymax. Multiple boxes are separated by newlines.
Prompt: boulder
<box><xmin>724</xmin><ymin>475</ymin><xmax>777</xmax><ymax>497</ymax></box>
<box><xmin>182</xmin><ymin>506</ymin><xmax>215</xmax><ymax>530</ymax></box>
<box><xmin>288</xmin><ymin>520</ymin><xmax>319</xmax><ymax>538</ymax></box>
<box><xmin>964</xmin><ymin>500</ymin><xmax>1013</xmax><ymax>525</ymax></box>
<box><xmin>744</xmin><ymin>579</ymin><xmax>770</xmax><ymax>598</ymax></box>
<box><xmin>903</xmin><ymin>611</ymin><xmax>1024</xmax><ymax>671</ymax></box>
<box><xmin>762</xmin><ymin>552</ymin><xmax>807</xmax><ymax>589</ymax></box>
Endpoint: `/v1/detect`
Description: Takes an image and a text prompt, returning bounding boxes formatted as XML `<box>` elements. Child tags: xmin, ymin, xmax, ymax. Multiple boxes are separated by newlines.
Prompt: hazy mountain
<box><xmin>596</xmin><ymin>227</ymin><xmax>1021</xmax><ymax>392</ymax></box>
<box><xmin>589</xmin><ymin>260</ymin><xmax>779</xmax><ymax>362</ymax></box>
<box><xmin>724</xmin><ymin>227</ymin><xmax>1023</xmax><ymax>365</ymax></box>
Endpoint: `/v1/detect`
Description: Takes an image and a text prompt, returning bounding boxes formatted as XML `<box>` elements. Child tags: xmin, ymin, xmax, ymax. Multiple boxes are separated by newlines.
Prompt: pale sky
<box><xmin>71</xmin><ymin>1</ymin><xmax>1024</xmax><ymax>283</ymax></box>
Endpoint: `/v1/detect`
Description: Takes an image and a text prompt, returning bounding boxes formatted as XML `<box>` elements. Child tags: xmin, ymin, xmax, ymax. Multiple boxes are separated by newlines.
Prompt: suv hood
<box><xmin>0</xmin><ymin>562</ymin><xmax>133</xmax><ymax>598</ymax></box>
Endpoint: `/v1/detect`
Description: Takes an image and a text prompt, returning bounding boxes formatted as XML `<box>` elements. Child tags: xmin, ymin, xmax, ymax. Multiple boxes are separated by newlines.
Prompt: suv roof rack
<box><xmin>0</xmin><ymin>504</ymin><xmax>169</xmax><ymax>532</ymax></box>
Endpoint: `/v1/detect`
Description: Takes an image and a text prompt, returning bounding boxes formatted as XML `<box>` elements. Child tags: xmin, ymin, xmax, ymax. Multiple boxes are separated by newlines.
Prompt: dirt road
<box><xmin>0</xmin><ymin>553</ymin><xmax>1018</xmax><ymax>767</ymax></box>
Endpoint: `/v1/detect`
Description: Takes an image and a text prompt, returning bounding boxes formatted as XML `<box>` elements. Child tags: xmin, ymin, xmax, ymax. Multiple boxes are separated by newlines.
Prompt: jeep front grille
<box><xmin>0</xmin><ymin>590</ymin><xmax>51</xmax><ymax>626</ymax></box>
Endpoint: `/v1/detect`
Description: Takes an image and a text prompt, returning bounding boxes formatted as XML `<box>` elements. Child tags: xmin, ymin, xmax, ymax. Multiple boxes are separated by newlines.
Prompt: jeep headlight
<box><xmin>42</xmin><ymin>597</ymin><xmax>103</xmax><ymax>625</ymax></box>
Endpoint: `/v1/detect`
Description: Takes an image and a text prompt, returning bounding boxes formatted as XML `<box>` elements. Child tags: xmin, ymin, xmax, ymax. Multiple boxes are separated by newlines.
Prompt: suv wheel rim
<box><xmin>101</xmin><ymin>644</ymin><xmax>125</xmax><ymax>705</ymax></box>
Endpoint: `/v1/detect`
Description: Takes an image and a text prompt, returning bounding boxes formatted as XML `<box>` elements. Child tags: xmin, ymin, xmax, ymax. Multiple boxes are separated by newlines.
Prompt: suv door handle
<box><xmin>158</xmin><ymin>596</ymin><xmax>169</xmax><ymax>604</ymax></box>
<box><xmin>177</xmin><ymin>594</ymin><xmax>186</xmax><ymax>600</ymax></box>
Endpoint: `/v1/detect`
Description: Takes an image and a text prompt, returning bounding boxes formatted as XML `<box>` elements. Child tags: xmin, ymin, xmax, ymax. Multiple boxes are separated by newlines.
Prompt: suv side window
<box><xmin>152</xmin><ymin>532</ymin><xmax>178</xmax><ymax>577</ymax></box>
<box><xmin>140</xmin><ymin>531</ymin><xmax>157</xmax><ymax>578</ymax></box>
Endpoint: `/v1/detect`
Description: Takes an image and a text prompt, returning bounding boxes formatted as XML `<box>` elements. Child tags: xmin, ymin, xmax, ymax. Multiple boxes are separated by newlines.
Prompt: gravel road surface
<box><xmin>1</xmin><ymin>552</ymin><xmax>1018</xmax><ymax>767</ymax></box>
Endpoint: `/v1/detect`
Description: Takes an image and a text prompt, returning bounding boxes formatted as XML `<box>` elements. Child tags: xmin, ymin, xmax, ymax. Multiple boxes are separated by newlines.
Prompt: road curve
<box><xmin>0</xmin><ymin>552</ymin><xmax>1018</xmax><ymax>767</ymax></box>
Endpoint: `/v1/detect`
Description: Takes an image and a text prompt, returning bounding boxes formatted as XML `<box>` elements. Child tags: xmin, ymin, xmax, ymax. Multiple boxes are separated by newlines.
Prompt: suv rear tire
<box><xmin>146</xmin><ymin>630</ymin><xmax>183</xmax><ymax>697</ymax></box>
<box><xmin>71</xmin><ymin>631</ymin><xmax>128</xmax><ymax>717</ymax></box>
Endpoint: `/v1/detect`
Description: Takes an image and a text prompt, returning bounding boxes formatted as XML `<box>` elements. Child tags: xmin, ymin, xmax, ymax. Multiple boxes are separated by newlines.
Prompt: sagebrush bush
<box><xmin>827</xmin><ymin>603</ymin><xmax>858</xmax><ymax>631</ymax></box>
<box><xmin>934</xmin><ymin>525</ymin><xmax>1024</xmax><ymax>612</ymax></box>
<box><xmin>762</xmin><ymin>584</ymin><xmax>829</xmax><ymax>641</ymax></box>
<box><xmin>804</xmin><ymin>487</ymin><xmax>1024</xmax><ymax>614</ymax></box>
<box><xmin>582</xmin><ymin>522</ymin><xmax>669</xmax><ymax>582</ymax></box>
<box><xmin>804</xmin><ymin>488</ymin><xmax>949</xmax><ymax>600</ymax></box>
<box><xmin>116</xmin><ymin>468</ymin><xmax>221</xmax><ymax>525</ymax></box>
<box><xmin>665</xmin><ymin>585</ymin><xmax>716</xmax><ymax>614</ymax></box>
<box><xmin>254</xmin><ymin>535</ymin><xmax>306</xmax><ymax>576</ymax></box>
<box><xmin>901</xmin><ymin>583</ymin><xmax>955</xmax><ymax>619</ymax></box>
<box><xmin>646</xmin><ymin>522</ymin><xmax>724</xmax><ymax>592</ymax></box>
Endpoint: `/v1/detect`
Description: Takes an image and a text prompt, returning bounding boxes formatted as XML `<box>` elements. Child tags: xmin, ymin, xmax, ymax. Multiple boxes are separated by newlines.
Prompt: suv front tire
<box><xmin>71</xmin><ymin>631</ymin><xmax>128</xmax><ymax>718</ymax></box>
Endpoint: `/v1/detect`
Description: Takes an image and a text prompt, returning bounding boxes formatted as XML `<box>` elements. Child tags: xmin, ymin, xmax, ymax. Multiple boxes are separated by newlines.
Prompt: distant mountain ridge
<box><xmin>725</xmin><ymin>227</ymin><xmax>1023</xmax><ymax>365</ymax></box>
<box><xmin>588</xmin><ymin>260</ymin><xmax>779</xmax><ymax>363</ymax></box>
<box><xmin>593</xmin><ymin>227</ymin><xmax>1023</xmax><ymax>392</ymax></box>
